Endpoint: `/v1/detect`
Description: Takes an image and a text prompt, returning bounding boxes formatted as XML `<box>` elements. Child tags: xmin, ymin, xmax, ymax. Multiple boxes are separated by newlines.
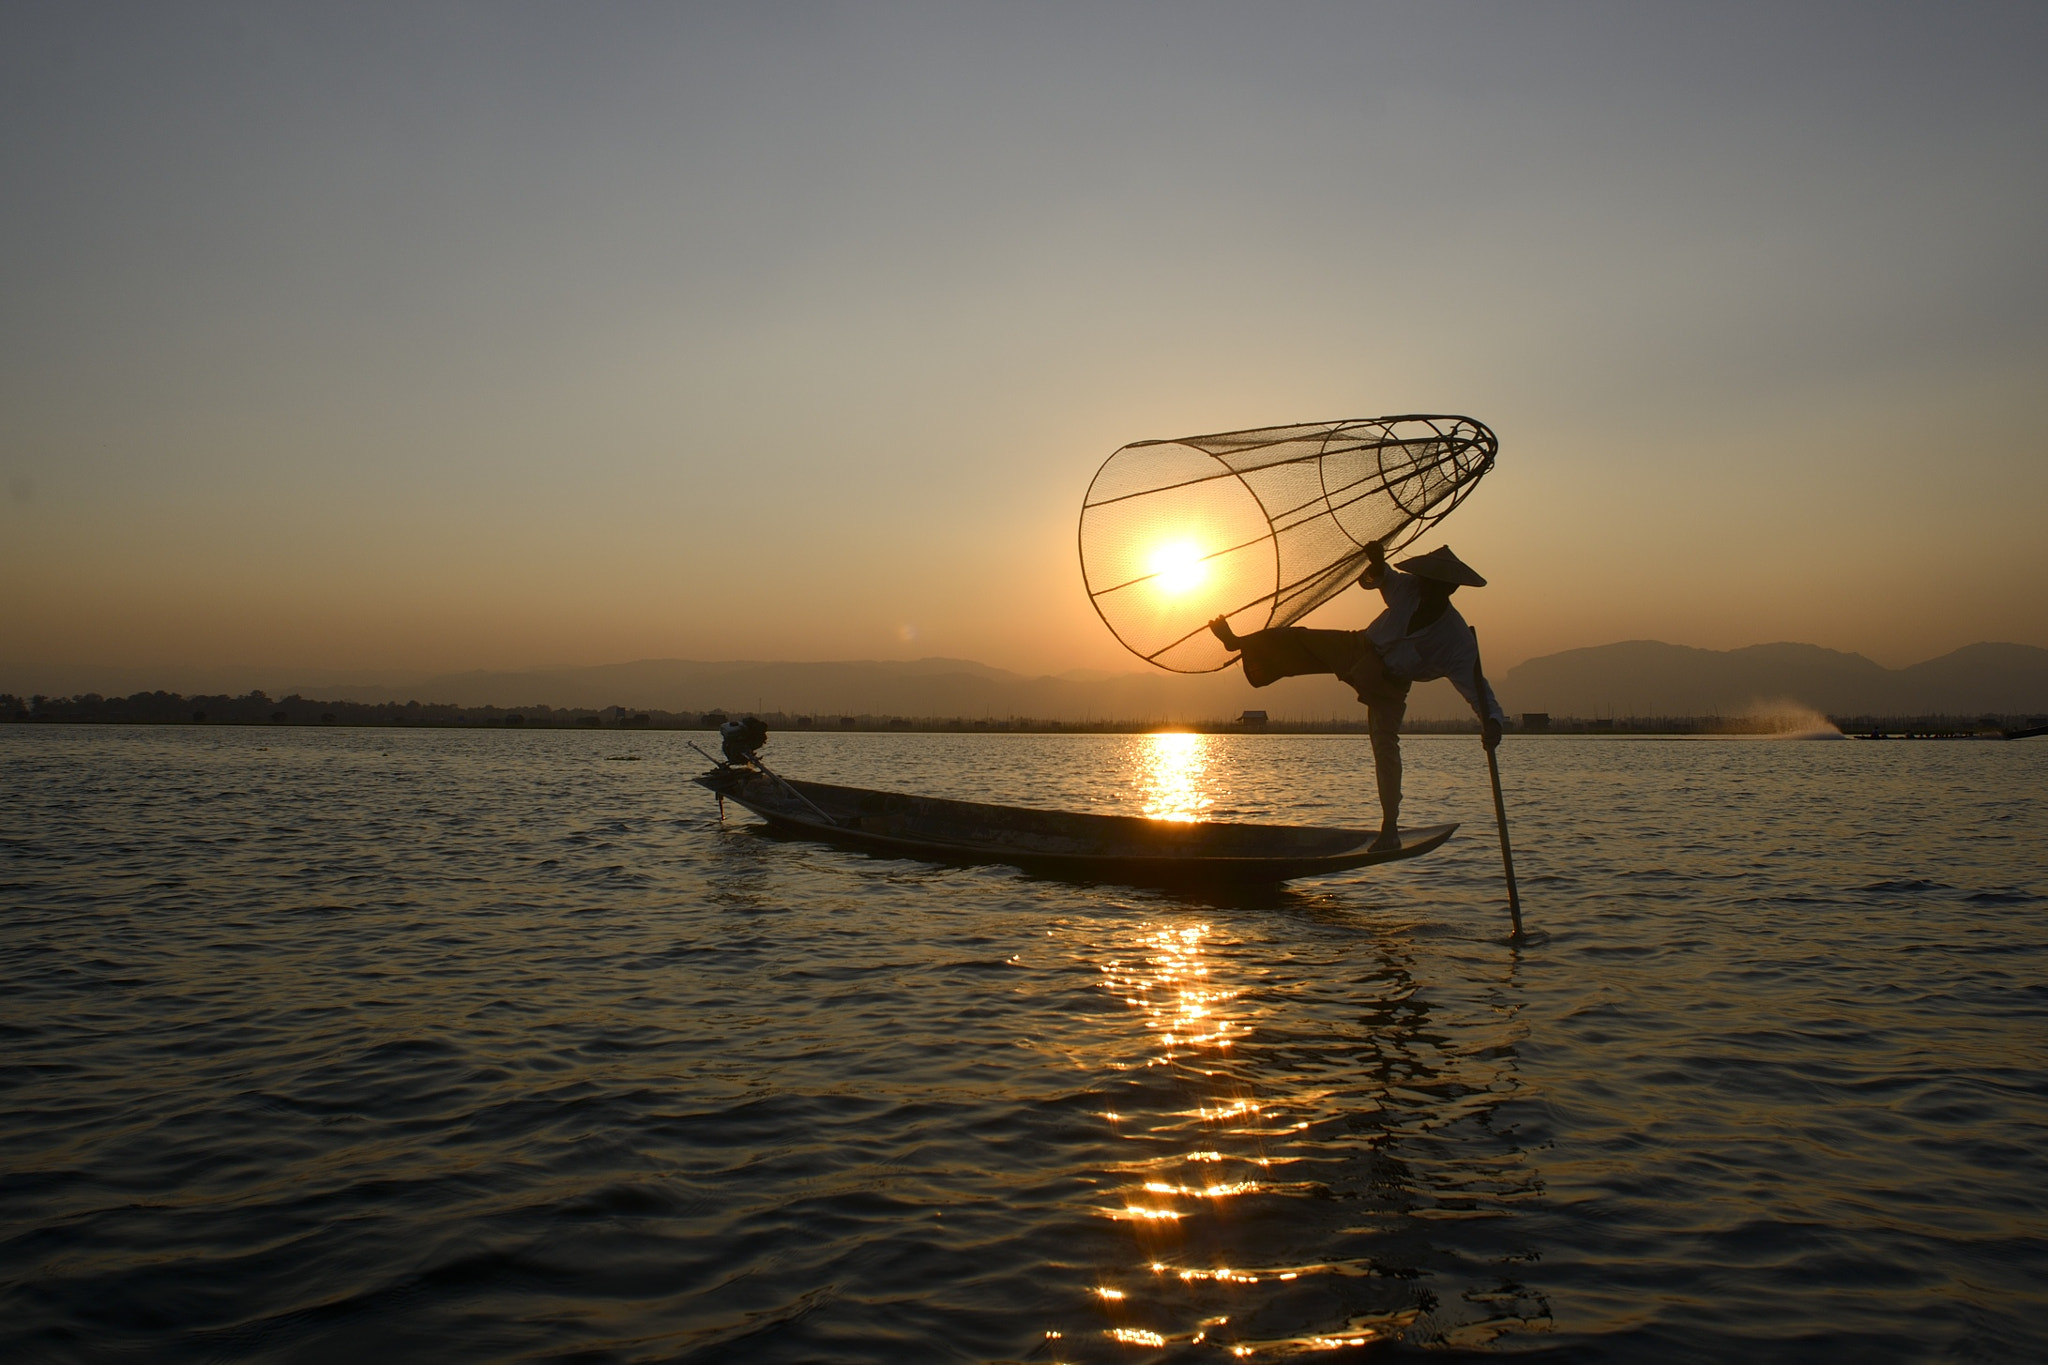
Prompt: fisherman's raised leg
<box><xmin>1209</xmin><ymin>621</ymin><xmax>1365</xmax><ymax>689</ymax></box>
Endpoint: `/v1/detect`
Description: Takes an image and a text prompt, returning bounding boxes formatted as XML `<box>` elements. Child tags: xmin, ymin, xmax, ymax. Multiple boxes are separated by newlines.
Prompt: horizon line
<box><xmin>5</xmin><ymin>635</ymin><xmax>2043</xmax><ymax>695</ymax></box>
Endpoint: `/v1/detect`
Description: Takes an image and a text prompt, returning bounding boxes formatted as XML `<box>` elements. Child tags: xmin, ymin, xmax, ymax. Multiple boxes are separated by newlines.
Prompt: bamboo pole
<box><xmin>1472</xmin><ymin>642</ymin><xmax>1523</xmax><ymax>939</ymax></box>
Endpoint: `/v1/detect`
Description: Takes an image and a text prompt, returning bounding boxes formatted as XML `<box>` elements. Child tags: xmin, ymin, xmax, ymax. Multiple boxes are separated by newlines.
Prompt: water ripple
<box><xmin>1</xmin><ymin>727</ymin><xmax>2043</xmax><ymax>1360</ymax></box>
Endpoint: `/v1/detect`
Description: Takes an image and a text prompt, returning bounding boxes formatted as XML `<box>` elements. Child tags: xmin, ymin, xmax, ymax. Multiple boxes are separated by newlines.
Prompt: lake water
<box><xmin>2</xmin><ymin>726</ymin><xmax>2043</xmax><ymax>1362</ymax></box>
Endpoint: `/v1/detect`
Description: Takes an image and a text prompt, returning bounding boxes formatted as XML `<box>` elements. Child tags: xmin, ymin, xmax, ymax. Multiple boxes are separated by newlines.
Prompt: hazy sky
<box><xmin>5</xmin><ymin>1</ymin><xmax>2044</xmax><ymax>692</ymax></box>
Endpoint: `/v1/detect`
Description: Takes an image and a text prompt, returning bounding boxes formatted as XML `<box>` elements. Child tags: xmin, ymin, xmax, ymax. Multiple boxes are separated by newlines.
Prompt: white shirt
<box><xmin>1361</xmin><ymin>566</ymin><xmax>1507</xmax><ymax>725</ymax></box>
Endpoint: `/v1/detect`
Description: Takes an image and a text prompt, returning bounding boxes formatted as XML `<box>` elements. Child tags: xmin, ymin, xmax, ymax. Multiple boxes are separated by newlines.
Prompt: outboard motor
<box><xmin>719</xmin><ymin>716</ymin><xmax>769</xmax><ymax>765</ymax></box>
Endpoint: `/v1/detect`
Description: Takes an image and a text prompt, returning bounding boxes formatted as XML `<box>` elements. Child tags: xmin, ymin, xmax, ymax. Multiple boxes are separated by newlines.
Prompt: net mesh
<box><xmin>1079</xmin><ymin>414</ymin><xmax>1497</xmax><ymax>672</ymax></box>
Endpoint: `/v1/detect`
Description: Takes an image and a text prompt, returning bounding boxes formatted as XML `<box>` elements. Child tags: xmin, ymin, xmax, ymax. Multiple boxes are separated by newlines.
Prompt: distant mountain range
<box><xmin>285</xmin><ymin>641</ymin><xmax>2048</xmax><ymax>722</ymax></box>
<box><xmin>1499</xmin><ymin>641</ymin><xmax>2048</xmax><ymax>718</ymax></box>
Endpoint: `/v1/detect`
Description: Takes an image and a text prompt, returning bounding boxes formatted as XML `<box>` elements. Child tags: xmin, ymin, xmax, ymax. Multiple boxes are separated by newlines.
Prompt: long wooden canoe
<box><xmin>693</xmin><ymin>766</ymin><xmax>1456</xmax><ymax>883</ymax></box>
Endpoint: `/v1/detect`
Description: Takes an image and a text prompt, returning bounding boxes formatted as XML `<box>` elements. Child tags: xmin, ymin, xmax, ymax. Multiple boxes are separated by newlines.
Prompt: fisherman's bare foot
<box><xmin>1208</xmin><ymin>616</ymin><xmax>1243</xmax><ymax>650</ymax></box>
<box><xmin>1370</xmin><ymin>826</ymin><xmax>1402</xmax><ymax>852</ymax></box>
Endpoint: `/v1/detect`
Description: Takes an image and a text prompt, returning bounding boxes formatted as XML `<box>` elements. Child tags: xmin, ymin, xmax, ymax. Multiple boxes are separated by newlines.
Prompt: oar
<box><xmin>688</xmin><ymin>740</ymin><xmax>841</xmax><ymax>827</ymax></box>
<box><xmin>752</xmin><ymin>754</ymin><xmax>843</xmax><ymax>828</ymax></box>
<box><xmin>1471</xmin><ymin>642</ymin><xmax>1524</xmax><ymax>940</ymax></box>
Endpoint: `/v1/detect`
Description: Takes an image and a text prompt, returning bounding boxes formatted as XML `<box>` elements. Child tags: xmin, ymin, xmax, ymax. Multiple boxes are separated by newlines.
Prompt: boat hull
<box><xmin>694</xmin><ymin>768</ymin><xmax>1455</xmax><ymax>883</ymax></box>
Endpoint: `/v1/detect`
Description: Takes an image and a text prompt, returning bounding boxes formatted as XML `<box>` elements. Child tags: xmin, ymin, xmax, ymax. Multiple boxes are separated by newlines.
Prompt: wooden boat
<box><xmin>693</xmin><ymin>765</ymin><xmax>1456</xmax><ymax>883</ymax></box>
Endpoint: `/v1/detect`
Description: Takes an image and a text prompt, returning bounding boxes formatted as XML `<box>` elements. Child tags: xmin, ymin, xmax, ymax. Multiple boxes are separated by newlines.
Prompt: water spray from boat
<box><xmin>1750</xmin><ymin>700</ymin><xmax>1846</xmax><ymax>740</ymax></box>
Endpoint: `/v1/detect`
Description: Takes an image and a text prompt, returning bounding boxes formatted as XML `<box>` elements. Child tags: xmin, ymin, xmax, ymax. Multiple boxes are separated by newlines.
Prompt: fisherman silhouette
<box><xmin>1210</xmin><ymin>541</ymin><xmax>1505</xmax><ymax>850</ymax></box>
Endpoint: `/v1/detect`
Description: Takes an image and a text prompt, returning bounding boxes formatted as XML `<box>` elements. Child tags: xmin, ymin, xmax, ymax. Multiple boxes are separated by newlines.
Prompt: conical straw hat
<box><xmin>1395</xmin><ymin>545</ymin><xmax>1487</xmax><ymax>587</ymax></box>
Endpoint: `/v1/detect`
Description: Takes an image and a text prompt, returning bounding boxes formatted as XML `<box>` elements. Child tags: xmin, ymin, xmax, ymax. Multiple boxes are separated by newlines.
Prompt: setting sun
<box><xmin>1149</xmin><ymin>541</ymin><xmax>1208</xmax><ymax>595</ymax></box>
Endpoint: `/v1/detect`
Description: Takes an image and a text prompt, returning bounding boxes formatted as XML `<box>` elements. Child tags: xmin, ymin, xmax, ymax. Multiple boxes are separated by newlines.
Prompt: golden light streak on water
<box><xmin>1135</xmin><ymin>730</ymin><xmax>1214</xmax><ymax>822</ymax></box>
<box><xmin>1143</xmin><ymin>1179</ymin><xmax>1259</xmax><ymax>1197</ymax></box>
<box><xmin>1082</xmin><ymin>913</ymin><xmax>1492</xmax><ymax>1352</ymax></box>
<box><xmin>1084</xmin><ymin>915</ymin><xmax>1342</xmax><ymax>1355</ymax></box>
<box><xmin>1115</xmin><ymin>1205</ymin><xmax>1184</xmax><ymax>1221</ymax></box>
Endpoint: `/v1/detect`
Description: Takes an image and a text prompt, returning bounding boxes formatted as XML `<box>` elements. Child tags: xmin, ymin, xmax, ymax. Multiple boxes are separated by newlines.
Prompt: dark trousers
<box><xmin>1232</xmin><ymin>628</ymin><xmax>1408</xmax><ymax>830</ymax></box>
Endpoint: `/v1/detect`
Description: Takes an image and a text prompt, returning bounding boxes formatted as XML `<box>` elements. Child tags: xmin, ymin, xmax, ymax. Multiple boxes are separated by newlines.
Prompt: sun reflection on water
<box><xmin>1069</xmin><ymin>905</ymin><xmax>1544</xmax><ymax>1357</ymax></box>
<box><xmin>1134</xmin><ymin>730</ymin><xmax>1215</xmax><ymax>822</ymax></box>
<box><xmin>1084</xmin><ymin>919</ymin><xmax>1325</xmax><ymax>1353</ymax></box>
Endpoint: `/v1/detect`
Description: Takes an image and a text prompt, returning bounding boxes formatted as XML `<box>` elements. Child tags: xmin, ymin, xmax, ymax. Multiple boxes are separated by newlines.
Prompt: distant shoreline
<box><xmin>10</xmin><ymin>640</ymin><xmax>2044</xmax><ymax>726</ymax></box>
<box><xmin>3</xmin><ymin>691</ymin><xmax>2032</xmax><ymax>739</ymax></box>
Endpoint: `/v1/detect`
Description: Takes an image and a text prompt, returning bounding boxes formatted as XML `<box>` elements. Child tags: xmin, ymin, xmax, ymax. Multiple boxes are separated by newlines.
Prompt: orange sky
<box><xmin>4</xmin><ymin>4</ymin><xmax>2044</xmax><ymax>695</ymax></box>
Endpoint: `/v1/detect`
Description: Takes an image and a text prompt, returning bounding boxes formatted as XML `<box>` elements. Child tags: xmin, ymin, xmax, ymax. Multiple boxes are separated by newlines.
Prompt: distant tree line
<box><xmin>0</xmin><ymin>691</ymin><xmax>671</xmax><ymax>728</ymax></box>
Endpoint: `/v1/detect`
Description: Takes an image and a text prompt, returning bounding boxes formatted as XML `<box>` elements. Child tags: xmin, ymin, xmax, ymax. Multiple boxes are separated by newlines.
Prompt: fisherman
<box><xmin>1209</xmin><ymin>542</ymin><xmax>1505</xmax><ymax>849</ymax></box>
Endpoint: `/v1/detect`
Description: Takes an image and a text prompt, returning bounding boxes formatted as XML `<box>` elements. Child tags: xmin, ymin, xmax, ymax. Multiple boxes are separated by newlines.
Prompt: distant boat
<box><xmin>693</xmin><ymin>766</ymin><xmax>1455</xmax><ymax>884</ymax></box>
<box><xmin>2004</xmin><ymin>722</ymin><xmax>2048</xmax><ymax>740</ymax></box>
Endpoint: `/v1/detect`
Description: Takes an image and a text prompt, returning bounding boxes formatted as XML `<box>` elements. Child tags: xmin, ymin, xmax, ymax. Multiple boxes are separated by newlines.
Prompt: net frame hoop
<box><xmin>1077</xmin><ymin>413</ymin><xmax>1497</xmax><ymax>672</ymax></box>
<box><xmin>1078</xmin><ymin>439</ymin><xmax>1273</xmax><ymax>670</ymax></box>
<box><xmin>1083</xmin><ymin>432</ymin><xmax>1470</xmax><ymax>601</ymax></box>
<box><xmin>1080</xmin><ymin>416</ymin><xmax>1480</xmax><ymax>512</ymax></box>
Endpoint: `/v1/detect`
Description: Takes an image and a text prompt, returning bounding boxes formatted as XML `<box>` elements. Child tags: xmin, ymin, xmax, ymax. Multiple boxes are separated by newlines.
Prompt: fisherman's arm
<box><xmin>1359</xmin><ymin>542</ymin><xmax>1415</xmax><ymax>613</ymax></box>
<box><xmin>1444</xmin><ymin>632</ymin><xmax>1507</xmax><ymax>749</ymax></box>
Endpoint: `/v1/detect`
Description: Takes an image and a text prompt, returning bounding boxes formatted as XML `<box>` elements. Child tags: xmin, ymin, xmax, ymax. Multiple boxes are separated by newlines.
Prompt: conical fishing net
<box><xmin>1079</xmin><ymin>414</ymin><xmax>1497</xmax><ymax>672</ymax></box>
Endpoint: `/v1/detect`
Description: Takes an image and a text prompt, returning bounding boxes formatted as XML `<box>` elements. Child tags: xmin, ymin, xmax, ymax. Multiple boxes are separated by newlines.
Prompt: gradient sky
<box><xmin>5</xmin><ymin>1</ymin><xmax>2044</xmax><ymax>693</ymax></box>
